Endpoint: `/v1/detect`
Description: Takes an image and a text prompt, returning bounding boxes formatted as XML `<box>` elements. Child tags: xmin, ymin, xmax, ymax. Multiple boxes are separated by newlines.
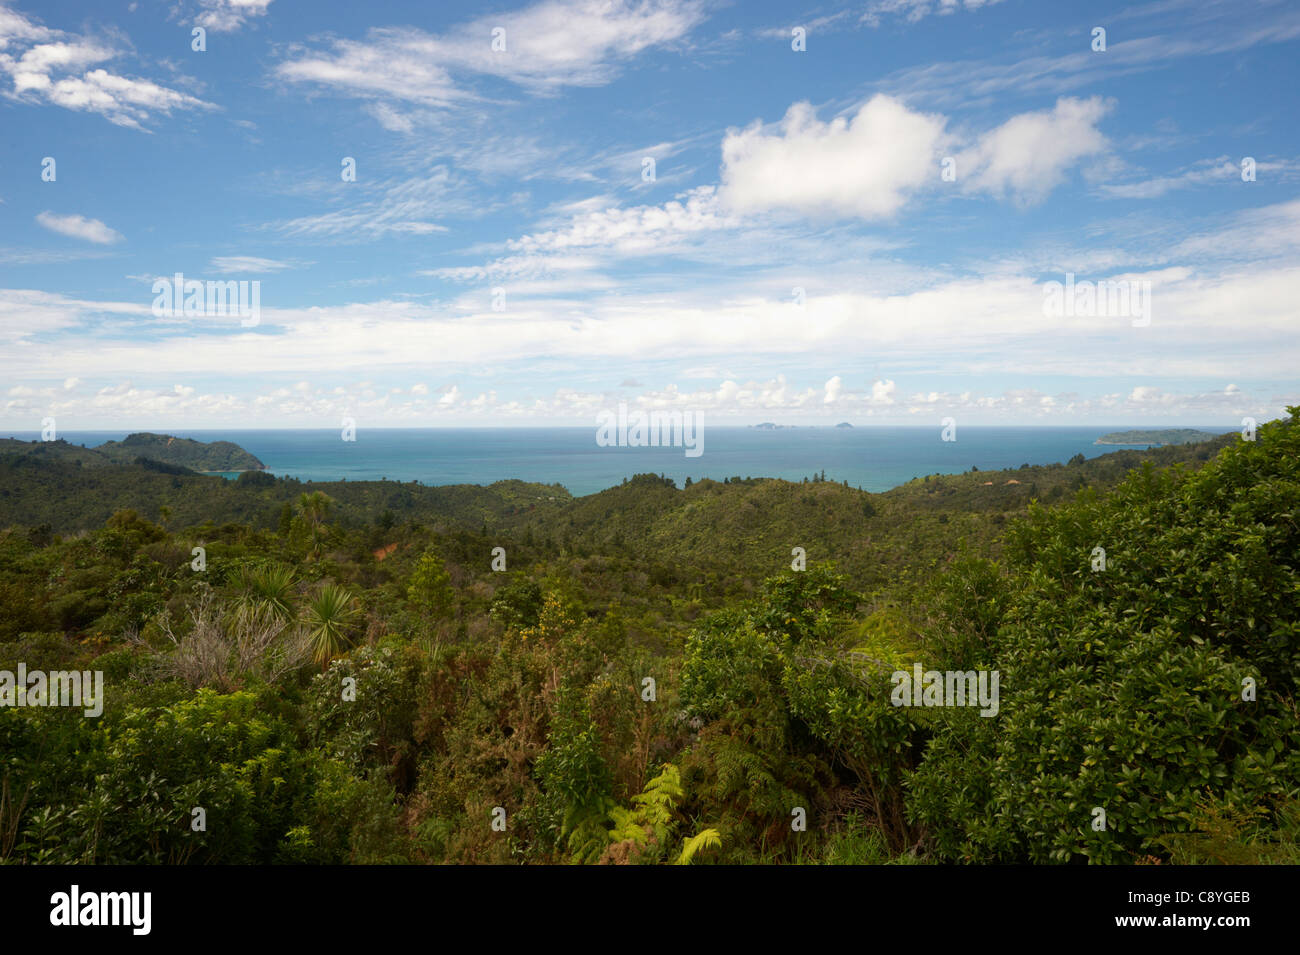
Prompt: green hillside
<box><xmin>0</xmin><ymin>415</ymin><xmax>1293</xmax><ymax>866</ymax></box>
<box><xmin>0</xmin><ymin>432</ymin><xmax>265</xmax><ymax>472</ymax></box>
<box><xmin>0</xmin><ymin>438</ymin><xmax>116</xmax><ymax>468</ymax></box>
<box><xmin>1095</xmin><ymin>428</ymin><xmax>1222</xmax><ymax>445</ymax></box>
<box><xmin>95</xmin><ymin>432</ymin><xmax>266</xmax><ymax>470</ymax></box>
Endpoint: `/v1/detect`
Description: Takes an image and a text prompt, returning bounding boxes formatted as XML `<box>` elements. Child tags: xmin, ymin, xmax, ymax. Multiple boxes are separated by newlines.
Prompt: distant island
<box><xmin>0</xmin><ymin>432</ymin><xmax>265</xmax><ymax>473</ymax></box>
<box><xmin>1095</xmin><ymin>428</ymin><xmax>1220</xmax><ymax>447</ymax></box>
<box><xmin>749</xmin><ymin>422</ymin><xmax>853</xmax><ymax>429</ymax></box>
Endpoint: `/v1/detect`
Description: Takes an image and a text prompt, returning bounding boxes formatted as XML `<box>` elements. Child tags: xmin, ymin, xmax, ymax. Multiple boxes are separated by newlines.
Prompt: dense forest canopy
<box><xmin>0</xmin><ymin>416</ymin><xmax>1293</xmax><ymax>864</ymax></box>
<box><xmin>1094</xmin><ymin>428</ymin><xmax>1221</xmax><ymax>446</ymax></box>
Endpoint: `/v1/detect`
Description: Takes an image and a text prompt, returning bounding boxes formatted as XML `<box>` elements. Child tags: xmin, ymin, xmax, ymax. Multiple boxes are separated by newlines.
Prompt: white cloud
<box><xmin>5</xmin><ymin>375</ymin><xmax>1283</xmax><ymax>428</ymax></box>
<box><xmin>6</xmin><ymin>259</ymin><xmax>1297</xmax><ymax>383</ymax></box>
<box><xmin>209</xmin><ymin>256</ymin><xmax>300</xmax><ymax>274</ymax></box>
<box><xmin>35</xmin><ymin>211</ymin><xmax>123</xmax><ymax>244</ymax></box>
<box><xmin>275</xmin><ymin>0</ymin><xmax>706</xmax><ymax>109</ymax></box>
<box><xmin>5</xmin><ymin>195</ymin><xmax>1300</xmax><ymax>425</ymax></box>
<box><xmin>720</xmin><ymin>95</ymin><xmax>946</xmax><ymax>220</ymax></box>
<box><xmin>366</xmin><ymin>101</ymin><xmax>414</xmax><ymax>133</ymax></box>
<box><xmin>1171</xmin><ymin>199</ymin><xmax>1300</xmax><ymax>263</ymax></box>
<box><xmin>423</xmin><ymin>253</ymin><xmax>602</xmax><ymax>283</ymax></box>
<box><xmin>507</xmin><ymin>185</ymin><xmax>728</xmax><ymax>256</ymax></box>
<box><xmin>0</xmin><ymin>7</ymin><xmax>214</xmax><ymax>128</ymax></box>
<box><xmin>958</xmin><ymin>97</ymin><xmax>1111</xmax><ymax>205</ymax></box>
<box><xmin>1099</xmin><ymin>156</ymin><xmax>1300</xmax><ymax>200</ymax></box>
<box><xmin>270</xmin><ymin>169</ymin><xmax>460</xmax><ymax>239</ymax></box>
<box><xmin>860</xmin><ymin>0</ymin><xmax>1007</xmax><ymax>28</ymax></box>
<box><xmin>879</xmin><ymin>2</ymin><xmax>1300</xmax><ymax>108</ymax></box>
<box><xmin>193</xmin><ymin>0</ymin><xmax>274</xmax><ymax>33</ymax></box>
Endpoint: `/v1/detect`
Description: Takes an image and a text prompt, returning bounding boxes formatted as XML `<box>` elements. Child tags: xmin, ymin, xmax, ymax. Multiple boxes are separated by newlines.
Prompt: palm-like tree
<box><xmin>295</xmin><ymin>492</ymin><xmax>335</xmax><ymax>561</ymax></box>
<box><xmin>304</xmin><ymin>583</ymin><xmax>360</xmax><ymax>669</ymax></box>
<box><xmin>233</xmin><ymin>563</ymin><xmax>296</xmax><ymax>623</ymax></box>
<box><xmin>296</xmin><ymin>491</ymin><xmax>333</xmax><ymax>527</ymax></box>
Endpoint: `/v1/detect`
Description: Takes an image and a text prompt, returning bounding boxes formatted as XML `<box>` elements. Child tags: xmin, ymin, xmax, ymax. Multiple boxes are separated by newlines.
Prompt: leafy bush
<box><xmin>909</xmin><ymin>410</ymin><xmax>1300</xmax><ymax>862</ymax></box>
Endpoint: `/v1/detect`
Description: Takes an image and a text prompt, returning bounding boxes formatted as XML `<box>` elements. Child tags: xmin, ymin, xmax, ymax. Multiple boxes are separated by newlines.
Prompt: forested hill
<box><xmin>0</xmin><ymin>433</ymin><xmax>264</xmax><ymax>472</ymax></box>
<box><xmin>96</xmin><ymin>433</ymin><xmax>266</xmax><ymax>470</ymax></box>
<box><xmin>0</xmin><ymin>430</ymin><xmax>1235</xmax><ymax>596</ymax></box>
<box><xmin>0</xmin><ymin>454</ymin><xmax>569</xmax><ymax>539</ymax></box>
<box><xmin>1094</xmin><ymin>428</ymin><xmax>1222</xmax><ymax>446</ymax></box>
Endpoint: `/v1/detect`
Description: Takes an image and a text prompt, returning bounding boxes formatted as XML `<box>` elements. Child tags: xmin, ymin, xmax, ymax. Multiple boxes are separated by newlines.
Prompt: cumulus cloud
<box><xmin>720</xmin><ymin>95</ymin><xmax>946</xmax><ymax>220</ymax></box>
<box><xmin>957</xmin><ymin>97</ymin><xmax>1112</xmax><ymax>204</ymax></box>
<box><xmin>0</xmin><ymin>6</ymin><xmax>213</xmax><ymax>128</ymax></box>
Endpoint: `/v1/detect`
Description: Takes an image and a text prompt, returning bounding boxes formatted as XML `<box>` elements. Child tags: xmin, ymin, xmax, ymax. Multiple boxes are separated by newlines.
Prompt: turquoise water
<box><xmin>3</xmin><ymin>426</ymin><xmax>1230</xmax><ymax>496</ymax></box>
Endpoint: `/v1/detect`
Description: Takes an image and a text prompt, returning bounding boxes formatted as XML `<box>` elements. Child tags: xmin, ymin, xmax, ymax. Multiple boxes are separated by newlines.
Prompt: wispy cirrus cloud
<box><xmin>209</xmin><ymin>255</ymin><xmax>306</xmax><ymax>274</ymax></box>
<box><xmin>877</xmin><ymin>0</ymin><xmax>1300</xmax><ymax>108</ymax></box>
<box><xmin>274</xmin><ymin>0</ymin><xmax>707</xmax><ymax>119</ymax></box>
<box><xmin>1098</xmin><ymin>155</ymin><xmax>1300</xmax><ymax>199</ymax></box>
<box><xmin>859</xmin><ymin>0</ymin><xmax>1007</xmax><ymax>28</ymax></box>
<box><xmin>268</xmin><ymin>169</ymin><xmax>462</xmax><ymax>239</ymax></box>
<box><xmin>35</xmin><ymin>211</ymin><xmax>123</xmax><ymax>244</ymax></box>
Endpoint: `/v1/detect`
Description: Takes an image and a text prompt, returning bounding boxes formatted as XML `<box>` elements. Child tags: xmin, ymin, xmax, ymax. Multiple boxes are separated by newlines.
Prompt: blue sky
<box><xmin>2</xmin><ymin>0</ymin><xmax>1298</xmax><ymax>428</ymax></box>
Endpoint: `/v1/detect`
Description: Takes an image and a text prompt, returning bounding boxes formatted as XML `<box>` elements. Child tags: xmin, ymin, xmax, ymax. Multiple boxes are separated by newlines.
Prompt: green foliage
<box><xmin>407</xmin><ymin>550</ymin><xmax>454</xmax><ymax>623</ymax></box>
<box><xmin>305</xmin><ymin>584</ymin><xmax>361</xmax><ymax>666</ymax></box>
<box><xmin>307</xmin><ymin>644</ymin><xmax>422</xmax><ymax>789</ymax></box>
<box><xmin>536</xmin><ymin>689</ymin><xmax>614</xmax><ymax>861</ymax></box>
<box><xmin>909</xmin><ymin>410</ymin><xmax>1300</xmax><ymax>862</ymax></box>
<box><xmin>1</xmin><ymin>415</ymin><xmax>1293</xmax><ymax>866</ymax></box>
<box><xmin>556</xmin><ymin>763</ymin><xmax>687</xmax><ymax>864</ymax></box>
<box><xmin>489</xmin><ymin>575</ymin><xmax>543</xmax><ymax>629</ymax></box>
<box><xmin>675</xmin><ymin>827</ymin><xmax>721</xmax><ymax>865</ymax></box>
<box><xmin>232</xmin><ymin>561</ymin><xmax>296</xmax><ymax>623</ymax></box>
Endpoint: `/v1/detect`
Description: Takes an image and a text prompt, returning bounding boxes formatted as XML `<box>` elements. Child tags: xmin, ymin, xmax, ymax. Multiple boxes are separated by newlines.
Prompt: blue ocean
<box><xmin>4</xmin><ymin>427</ymin><xmax>1229</xmax><ymax>497</ymax></box>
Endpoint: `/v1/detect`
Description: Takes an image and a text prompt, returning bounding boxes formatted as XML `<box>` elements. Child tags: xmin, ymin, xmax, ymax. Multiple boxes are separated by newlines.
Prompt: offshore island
<box><xmin>1094</xmin><ymin>428</ymin><xmax>1222</xmax><ymax>446</ymax></box>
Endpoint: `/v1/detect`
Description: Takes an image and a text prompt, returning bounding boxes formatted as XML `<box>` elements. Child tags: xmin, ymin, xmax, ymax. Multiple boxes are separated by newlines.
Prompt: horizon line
<box><xmin>0</xmin><ymin>423</ymin><xmax>1245</xmax><ymax>433</ymax></box>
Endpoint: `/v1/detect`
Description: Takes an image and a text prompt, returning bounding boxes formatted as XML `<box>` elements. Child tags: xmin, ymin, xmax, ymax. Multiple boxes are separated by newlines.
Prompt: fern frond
<box><xmin>675</xmin><ymin>827</ymin><xmax>722</xmax><ymax>865</ymax></box>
